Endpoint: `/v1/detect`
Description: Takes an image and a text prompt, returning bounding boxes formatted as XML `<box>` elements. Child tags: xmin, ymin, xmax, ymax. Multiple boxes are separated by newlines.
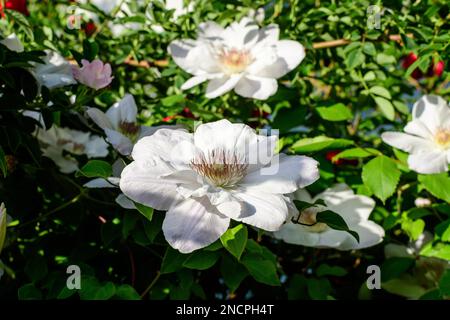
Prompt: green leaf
<box><xmin>420</xmin><ymin>242</ymin><xmax>450</xmax><ymax>261</ymax></box>
<box><xmin>220</xmin><ymin>224</ymin><xmax>248</xmax><ymax>260</ymax></box>
<box><xmin>79</xmin><ymin>277</ymin><xmax>116</xmax><ymax>300</ymax></box>
<box><xmin>183</xmin><ymin>250</ymin><xmax>220</xmax><ymax>270</ymax></box>
<box><xmin>435</xmin><ymin>219</ymin><xmax>450</xmax><ymax>242</ymax></box>
<box><xmin>220</xmin><ymin>255</ymin><xmax>248</xmax><ymax>292</ymax></box>
<box><xmin>291</xmin><ymin>136</ymin><xmax>353</xmax><ymax>153</ymax></box>
<box><xmin>316</xmin><ymin>103</ymin><xmax>353</xmax><ymax>121</ymax></box>
<box><xmin>76</xmin><ymin>160</ymin><xmax>112</xmax><ymax>179</ymax></box>
<box><xmin>115</xmin><ymin>285</ymin><xmax>141</xmax><ymax>300</ymax></box>
<box><xmin>418</xmin><ymin>173</ymin><xmax>450</xmax><ymax>203</ymax></box>
<box><xmin>373</xmin><ymin>96</ymin><xmax>395</xmax><ymax>121</ymax></box>
<box><xmin>316</xmin><ymin>210</ymin><xmax>359</xmax><ymax>242</ymax></box>
<box><xmin>18</xmin><ymin>284</ymin><xmax>43</xmax><ymax>300</ymax></box>
<box><xmin>439</xmin><ymin>269</ymin><xmax>450</xmax><ymax>296</ymax></box>
<box><xmin>0</xmin><ymin>204</ymin><xmax>6</xmax><ymax>255</ymax></box>
<box><xmin>362</xmin><ymin>42</ymin><xmax>376</xmax><ymax>56</ymax></box>
<box><xmin>307</xmin><ymin>278</ymin><xmax>332</xmax><ymax>300</ymax></box>
<box><xmin>401</xmin><ymin>219</ymin><xmax>425</xmax><ymax>241</ymax></box>
<box><xmin>160</xmin><ymin>248</ymin><xmax>188</xmax><ymax>274</ymax></box>
<box><xmin>393</xmin><ymin>101</ymin><xmax>409</xmax><ymax>114</ymax></box>
<box><xmin>362</xmin><ymin>156</ymin><xmax>401</xmax><ymax>203</ymax></box>
<box><xmin>333</xmin><ymin>147</ymin><xmax>380</xmax><ymax>160</ymax></box>
<box><xmin>287</xmin><ymin>274</ymin><xmax>308</xmax><ymax>299</ymax></box>
<box><xmin>346</xmin><ymin>49</ymin><xmax>365</xmax><ymax>68</ymax></box>
<box><xmin>24</xmin><ymin>256</ymin><xmax>48</xmax><ymax>282</ymax></box>
<box><xmin>161</xmin><ymin>94</ymin><xmax>185</xmax><ymax>107</ymax></box>
<box><xmin>369</xmin><ymin>86</ymin><xmax>391</xmax><ymax>99</ymax></box>
<box><xmin>381</xmin><ymin>257</ymin><xmax>415</xmax><ymax>282</ymax></box>
<box><xmin>0</xmin><ymin>146</ymin><xmax>7</xmax><ymax>177</ymax></box>
<box><xmin>316</xmin><ymin>264</ymin><xmax>348</xmax><ymax>277</ymax></box>
<box><xmin>135</xmin><ymin>203</ymin><xmax>154</xmax><ymax>222</ymax></box>
<box><xmin>241</xmin><ymin>252</ymin><xmax>280</xmax><ymax>286</ymax></box>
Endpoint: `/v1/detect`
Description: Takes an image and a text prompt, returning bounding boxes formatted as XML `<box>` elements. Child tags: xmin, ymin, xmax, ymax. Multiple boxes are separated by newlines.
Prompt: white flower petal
<box><xmin>104</xmin><ymin>128</ymin><xmax>133</xmax><ymax>156</ymax></box>
<box><xmin>168</xmin><ymin>40</ymin><xmax>220</xmax><ymax>75</ymax></box>
<box><xmin>404</xmin><ymin>120</ymin><xmax>433</xmax><ymax>140</ymax></box>
<box><xmin>115</xmin><ymin>193</ymin><xmax>136</xmax><ymax>209</ymax></box>
<box><xmin>381</xmin><ymin>132</ymin><xmax>434</xmax><ymax>154</ymax></box>
<box><xmin>0</xmin><ymin>33</ymin><xmax>24</xmax><ymax>52</ymax></box>
<box><xmin>198</xmin><ymin>21</ymin><xmax>224</xmax><ymax>39</ymax></box>
<box><xmin>252</xmin><ymin>41</ymin><xmax>305</xmax><ymax>79</ymax></box>
<box><xmin>163</xmin><ymin>197</ymin><xmax>230</xmax><ymax>253</ymax></box>
<box><xmin>86</xmin><ymin>108</ymin><xmax>114</xmax><ymax>130</ymax></box>
<box><xmin>106</xmin><ymin>94</ymin><xmax>138</xmax><ymax>128</ymax></box>
<box><xmin>273</xmin><ymin>222</ymin><xmax>320</xmax><ymax>246</ymax></box>
<box><xmin>407</xmin><ymin>151</ymin><xmax>449</xmax><ymax>174</ymax></box>
<box><xmin>338</xmin><ymin>221</ymin><xmax>385</xmax><ymax>250</ymax></box>
<box><xmin>84</xmin><ymin>177</ymin><xmax>120</xmax><ymax>188</ymax></box>
<box><xmin>242</xmin><ymin>155</ymin><xmax>319</xmax><ymax>194</ymax></box>
<box><xmin>181</xmin><ymin>75</ymin><xmax>208</xmax><ymax>90</ymax></box>
<box><xmin>205</xmin><ymin>75</ymin><xmax>242</xmax><ymax>99</ymax></box>
<box><xmin>231</xmin><ymin>191</ymin><xmax>288</xmax><ymax>231</ymax></box>
<box><xmin>234</xmin><ymin>75</ymin><xmax>278</xmax><ymax>100</ymax></box>
<box><xmin>131</xmin><ymin>129</ymin><xmax>194</xmax><ymax>168</ymax></box>
<box><xmin>412</xmin><ymin>95</ymin><xmax>450</xmax><ymax>134</ymax></box>
<box><xmin>120</xmin><ymin>160</ymin><xmax>182</xmax><ymax>210</ymax></box>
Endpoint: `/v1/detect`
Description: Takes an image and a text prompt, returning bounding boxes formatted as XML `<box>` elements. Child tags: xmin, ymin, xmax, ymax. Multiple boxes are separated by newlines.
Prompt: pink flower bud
<box><xmin>72</xmin><ymin>59</ymin><xmax>113</xmax><ymax>90</ymax></box>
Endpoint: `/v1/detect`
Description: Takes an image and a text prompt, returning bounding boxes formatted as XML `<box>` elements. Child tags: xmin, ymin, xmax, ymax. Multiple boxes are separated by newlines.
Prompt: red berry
<box><xmin>402</xmin><ymin>52</ymin><xmax>423</xmax><ymax>80</ymax></box>
<box><xmin>83</xmin><ymin>21</ymin><xmax>97</xmax><ymax>37</ymax></box>
<box><xmin>4</xmin><ymin>0</ymin><xmax>29</xmax><ymax>16</ymax></box>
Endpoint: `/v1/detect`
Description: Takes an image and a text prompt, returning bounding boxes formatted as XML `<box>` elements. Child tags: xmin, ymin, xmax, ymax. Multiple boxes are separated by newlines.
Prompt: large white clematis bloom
<box><xmin>381</xmin><ymin>95</ymin><xmax>450</xmax><ymax>174</ymax></box>
<box><xmin>84</xmin><ymin>159</ymin><xmax>136</xmax><ymax>209</ymax></box>
<box><xmin>32</xmin><ymin>51</ymin><xmax>76</xmax><ymax>90</ymax></box>
<box><xmin>86</xmin><ymin>94</ymin><xmax>176</xmax><ymax>156</ymax></box>
<box><xmin>36</xmin><ymin>126</ymin><xmax>109</xmax><ymax>173</ymax></box>
<box><xmin>168</xmin><ymin>17</ymin><xmax>305</xmax><ymax>100</ymax></box>
<box><xmin>273</xmin><ymin>184</ymin><xmax>385</xmax><ymax>250</ymax></box>
<box><xmin>120</xmin><ymin>119</ymin><xmax>319</xmax><ymax>253</ymax></box>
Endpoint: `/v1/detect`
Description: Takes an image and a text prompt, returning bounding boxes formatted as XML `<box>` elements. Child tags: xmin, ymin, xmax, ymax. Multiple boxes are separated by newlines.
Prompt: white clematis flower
<box><xmin>168</xmin><ymin>17</ymin><xmax>305</xmax><ymax>100</ymax></box>
<box><xmin>86</xmin><ymin>94</ymin><xmax>176</xmax><ymax>156</ymax></box>
<box><xmin>84</xmin><ymin>159</ymin><xmax>136</xmax><ymax>209</ymax></box>
<box><xmin>32</xmin><ymin>51</ymin><xmax>76</xmax><ymax>90</ymax></box>
<box><xmin>36</xmin><ymin>126</ymin><xmax>109</xmax><ymax>173</ymax></box>
<box><xmin>273</xmin><ymin>184</ymin><xmax>385</xmax><ymax>250</ymax></box>
<box><xmin>0</xmin><ymin>33</ymin><xmax>24</xmax><ymax>52</ymax></box>
<box><xmin>381</xmin><ymin>95</ymin><xmax>450</xmax><ymax>174</ymax></box>
<box><xmin>120</xmin><ymin>119</ymin><xmax>319</xmax><ymax>253</ymax></box>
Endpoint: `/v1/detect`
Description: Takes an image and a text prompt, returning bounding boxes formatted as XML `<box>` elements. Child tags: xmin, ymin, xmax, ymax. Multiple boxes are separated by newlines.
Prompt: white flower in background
<box><xmin>0</xmin><ymin>33</ymin><xmax>24</xmax><ymax>52</ymax></box>
<box><xmin>86</xmin><ymin>94</ymin><xmax>177</xmax><ymax>156</ymax></box>
<box><xmin>274</xmin><ymin>184</ymin><xmax>385</xmax><ymax>250</ymax></box>
<box><xmin>36</xmin><ymin>126</ymin><xmax>109</xmax><ymax>173</ymax></box>
<box><xmin>414</xmin><ymin>197</ymin><xmax>432</xmax><ymax>208</ymax></box>
<box><xmin>84</xmin><ymin>159</ymin><xmax>136</xmax><ymax>209</ymax></box>
<box><xmin>383</xmin><ymin>232</ymin><xmax>449</xmax><ymax>299</ymax></box>
<box><xmin>120</xmin><ymin>119</ymin><xmax>319</xmax><ymax>253</ymax></box>
<box><xmin>247</xmin><ymin>8</ymin><xmax>265</xmax><ymax>24</ymax></box>
<box><xmin>168</xmin><ymin>17</ymin><xmax>305</xmax><ymax>99</ymax></box>
<box><xmin>32</xmin><ymin>51</ymin><xmax>76</xmax><ymax>89</ymax></box>
<box><xmin>381</xmin><ymin>95</ymin><xmax>450</xmax><ymax>174</ymax></box>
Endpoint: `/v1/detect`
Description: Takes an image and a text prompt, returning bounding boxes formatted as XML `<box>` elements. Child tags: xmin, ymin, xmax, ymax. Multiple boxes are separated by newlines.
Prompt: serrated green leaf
<box><xmin>362</xmin><ymin>156</ymin><xmax>401</xmax><ymax>203</ymax></box>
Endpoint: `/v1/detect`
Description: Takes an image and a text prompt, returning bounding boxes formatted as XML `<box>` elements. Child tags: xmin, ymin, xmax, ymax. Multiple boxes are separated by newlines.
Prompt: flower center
<box><xmin>295</xmin><ymin>207</ymin><xmax>328</xmax><ymax>233</ymax></box>
<box><xmin>434</xmin><ymin>128</ymin><xmax>450</xmax><ymax>149</ymax></box>
<box><xmin>57</xmin><ymin>139</ymin><xmax>85</xmax><ymax>153</ymax></box>
<box><xmin>119</xmin><ymin>121</ymin><xmax>140</xmax><ymax>141</ymax></box>
<box><xmin>218</xmin><ymin>48</ymin><xmax>252</xmax><ymax>75</ymax></box>
<box><xmin>190</xmin><ymin>149</ymin><xmax>248</xmax><ymax>188</ymax></box>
